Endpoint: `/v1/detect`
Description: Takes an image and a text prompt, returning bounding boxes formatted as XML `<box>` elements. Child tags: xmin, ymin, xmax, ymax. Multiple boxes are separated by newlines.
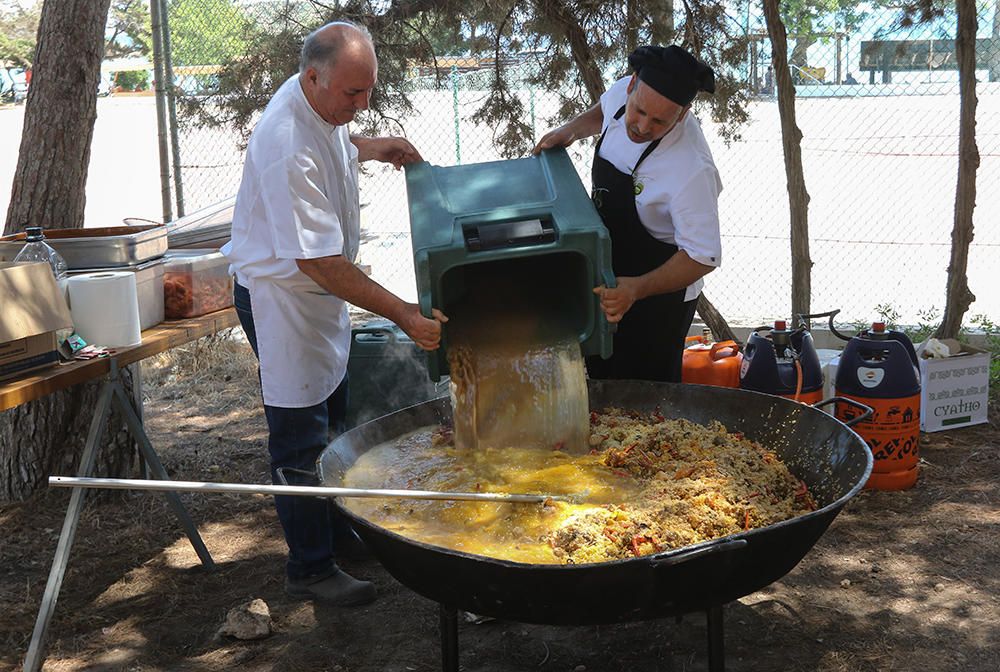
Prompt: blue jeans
<box><xmin>234</xmin><ymin>282</ymin><xmax>352</xmax><ymax>581</ymax></box>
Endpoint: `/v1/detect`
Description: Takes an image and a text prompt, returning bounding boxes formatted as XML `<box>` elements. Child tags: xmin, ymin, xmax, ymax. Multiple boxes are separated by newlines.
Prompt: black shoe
<box><xmin>335</xmin><ymin>531</ymin><xmax>375</xmax><ymax>562</ymax></box>
<box><xmin>285</xmin><ymin>568</ymin><xmax>376</xmax><ymax>606</ymax></box>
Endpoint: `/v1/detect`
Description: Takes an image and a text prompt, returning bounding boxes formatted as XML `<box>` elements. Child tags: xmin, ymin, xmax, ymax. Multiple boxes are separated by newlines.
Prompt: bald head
<box><xmin>299</xmin><ymin>21</ymin><xmax>374</xmax><ymax>75</ymax></box>
<box><xmin>298</xmin><ymin>21</ymin><xmax>377</xmax><ymax>126</ymax></box>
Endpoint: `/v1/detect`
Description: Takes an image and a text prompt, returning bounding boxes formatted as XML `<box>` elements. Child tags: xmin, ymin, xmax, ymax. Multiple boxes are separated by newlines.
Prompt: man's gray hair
<box><xmin>299</xmin><ymin>20</ymin><xmax>373</xmax><ymax>75</ymax></box>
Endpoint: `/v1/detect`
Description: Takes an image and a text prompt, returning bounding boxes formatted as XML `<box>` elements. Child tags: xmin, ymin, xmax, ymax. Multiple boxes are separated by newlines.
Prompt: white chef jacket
<box><xmin>598</xmin><ymin>77</ymin><xmax>723</xmax><ymax>302</ymax></box>
<box><xmin>222</xmin><ymin>75</ymin><xmax>360</xmax><ymax>408</ymax></box>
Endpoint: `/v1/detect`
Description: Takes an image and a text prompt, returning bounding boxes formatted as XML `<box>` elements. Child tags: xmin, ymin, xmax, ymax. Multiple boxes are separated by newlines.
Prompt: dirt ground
<box><xmin>1</xmin><ymin>332</ymin><xmax>998</xmax><ymax>672</ymax></box>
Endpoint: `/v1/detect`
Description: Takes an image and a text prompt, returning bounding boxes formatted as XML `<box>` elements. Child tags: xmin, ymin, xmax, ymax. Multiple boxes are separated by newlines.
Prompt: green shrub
<box><xmin>115</xmin><ymin>70</ymin><xmax>149</xmax><ymax>91</ymax></box>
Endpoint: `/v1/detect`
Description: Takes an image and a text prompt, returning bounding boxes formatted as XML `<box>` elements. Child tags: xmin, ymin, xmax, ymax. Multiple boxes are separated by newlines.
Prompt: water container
<box><xmin>739</xmin><ymin>320</ymin><xmax>823</xmax><ymax>403</ymax></box>
<box><xmin>834</xmin><ymin>322</ymin><xmax>920</xmax><ymax>490</ymax></box>
<box><xmin>346</xmin><ymin>320</ymin><xmax>450</xmax><ymax>429</ymax></box>
<box><xmin>13</xmin><ymin>226</ymin><xmax>68</xmax><ymax>292</ymax></box>
<box><xmin>682</xmin><ymin>330</ymin><xmax>742</xmax><ymax>388</ymax></box>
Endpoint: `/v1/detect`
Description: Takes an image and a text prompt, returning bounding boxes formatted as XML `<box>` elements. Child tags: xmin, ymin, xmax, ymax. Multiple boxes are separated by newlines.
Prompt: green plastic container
<box><xmin>405</xmin><ymin>148</ymin><xmax>615</xmax><ymax>380</ymax></box>
<box><xmin>346</xmin><ymin>321</ymin><xmax>449</xmax><ymax>428</ymax></box>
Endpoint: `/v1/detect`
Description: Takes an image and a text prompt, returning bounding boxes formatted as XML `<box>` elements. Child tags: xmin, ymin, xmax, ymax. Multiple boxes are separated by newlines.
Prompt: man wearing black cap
<box><xmin>532</xmin><ymin>45</ymin><xmax>722</xmax><ymax>382</ymax></box>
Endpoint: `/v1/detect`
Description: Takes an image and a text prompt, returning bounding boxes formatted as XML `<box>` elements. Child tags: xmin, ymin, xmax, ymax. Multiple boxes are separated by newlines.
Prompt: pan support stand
<box><xmin>22</xmin><ymin>359</ymin><xmax>215</xmax><ymax>672</ymax></box>
<box><xmin>436</xmin><ymin>603</ymin><xmax>726</xmax><ymax>672</ymax></box>
<box><xmin>440</xmin><ymin>604</ymin><xmax>459</xmax><ymax>672</ymax></box>
<box><xmin>706</xmin><ymin>604</ymin><xmax>725</xmax><ymax>672</ymax></box>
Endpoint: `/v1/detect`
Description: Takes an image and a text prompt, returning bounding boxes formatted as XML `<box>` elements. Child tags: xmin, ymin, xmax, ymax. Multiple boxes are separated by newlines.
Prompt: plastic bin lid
<box><xmin>164</xmin><ymin>248</ymin><xmax>228</xmax><ymax>272</ymax></box>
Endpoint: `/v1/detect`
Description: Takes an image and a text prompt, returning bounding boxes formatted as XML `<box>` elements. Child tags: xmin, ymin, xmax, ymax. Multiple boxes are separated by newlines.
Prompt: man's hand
<box><xmin>531</xmin><ymin>125</ymin><xmax>577</xmax><ymax>155</ymax></box>
<box><xmin>353</xmin><ymin>136</ymin><xmax>422</xmax><ymax>169</ymax></box>
<box><xmin>594</xmin><ymin>277</ymin><xmax>643</xmax><ymax>324</ymax></box>
<box><xmin>531</xmin><ymin>103</ymin><xmax>603</xmax><ymax>156</ymax></box>
<box><xmin>397</xmin><ymin>304</ymin><xmax>448</xmax><ymax>351</ymax></box>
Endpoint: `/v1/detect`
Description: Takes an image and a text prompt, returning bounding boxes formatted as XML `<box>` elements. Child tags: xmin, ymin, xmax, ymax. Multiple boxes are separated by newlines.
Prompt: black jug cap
<box><xmin>24</xmin><ymin>226</ymin><xmax>44</xmax><ymax>242</ymax></box>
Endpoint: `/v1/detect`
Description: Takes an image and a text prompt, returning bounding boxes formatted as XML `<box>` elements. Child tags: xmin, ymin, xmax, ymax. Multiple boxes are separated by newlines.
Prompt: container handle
<box><xmin>812</xmin><ymin>396</ymin><xmax>873</xmax><ymax>427</ymax></box>
<box><xmin>599</xmin><ymin>270</ymin><xmax>619</xmax><ymax>335</ymax></box>
<box><xmin>352</xmin><ymin>326</ymin><xmax>399</xmax><ymax>343</ymax></box>
<box><xmin>275</xmin><ymin>467</ymin><xmax>321</xmax><ymax>487</ymax></box>
<box><xmin>797</xmin><ymin>309</ymin><xmax>853</xmax><ymax>341</ymax></box>
<box><xmin>648</xmin><ymin>538</ymin><xmax>747</xmax><ymax>568</ymax></box>
<box><xmin>710</xmin><ymin>340</ymin><xmax>740</xmax><ymax>361</ymax></box>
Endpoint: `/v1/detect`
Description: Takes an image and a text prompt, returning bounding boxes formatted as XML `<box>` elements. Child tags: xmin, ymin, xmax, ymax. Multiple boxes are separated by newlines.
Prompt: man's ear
<box><xmin>678</xmin><ymin>104</ymin><xmax>691</xmax><ymax>123</ymax></box>
<box><xmin>626</xmin><ymin>74</ymin><xmax>637</xmax><ymax>95</ymax></box>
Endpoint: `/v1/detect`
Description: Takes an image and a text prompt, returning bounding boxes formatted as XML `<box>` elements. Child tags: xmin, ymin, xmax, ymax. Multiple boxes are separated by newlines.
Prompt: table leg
<box><xmin>23</xmin><ymin>360</ymin><xmax>215</xmax><ymax>672</ymax></box>
<box><xmin>22</xmin><ymin>381</ymin><xmax>114</xmax><ymax>672</ymax></box>
<box><xmin>111</xmin><ymin>376</ymin><xmax>215</xmax><ymax>570</ymax></box>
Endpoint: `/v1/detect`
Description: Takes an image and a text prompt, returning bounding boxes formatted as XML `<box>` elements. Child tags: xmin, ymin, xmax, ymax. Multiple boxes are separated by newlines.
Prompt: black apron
<box><xmin>585</xmin><ymin>105</ymin><xmax>698</xmax><ymax>383</ymax></box>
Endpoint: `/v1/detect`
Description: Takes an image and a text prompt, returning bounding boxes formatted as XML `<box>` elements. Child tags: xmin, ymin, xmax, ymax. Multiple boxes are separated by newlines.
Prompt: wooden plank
<box><xmin>0</xmin><ymin>308</ymin><xmax>239</xmax><ymax>412</ymax></box>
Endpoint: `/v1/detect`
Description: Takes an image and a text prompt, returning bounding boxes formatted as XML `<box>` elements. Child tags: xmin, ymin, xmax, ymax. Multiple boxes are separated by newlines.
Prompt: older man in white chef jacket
<box><xmin>223</xmin><ymin>20</ymin><xmax>446</xmax><ymax>606</ymax></box>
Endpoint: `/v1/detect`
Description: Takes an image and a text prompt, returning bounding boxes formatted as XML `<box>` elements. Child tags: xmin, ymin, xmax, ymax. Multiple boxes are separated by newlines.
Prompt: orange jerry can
<box><xmin>682</xmin><ymin>331</ymin><xmax>742</xmax><ymax>388</ymax></box>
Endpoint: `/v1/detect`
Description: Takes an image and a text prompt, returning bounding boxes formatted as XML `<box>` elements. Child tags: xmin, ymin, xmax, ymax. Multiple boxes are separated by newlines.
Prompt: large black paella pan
<box><xmin>316</xmin><ymin>381</ymin><xmax>872</xmax><ymax>670</ymax></box>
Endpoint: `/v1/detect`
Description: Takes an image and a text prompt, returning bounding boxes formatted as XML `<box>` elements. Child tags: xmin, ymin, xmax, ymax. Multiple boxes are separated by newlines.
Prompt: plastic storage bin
<box><xmin>163</xmin><ymin>249</ymin><xmax>233</xmax><ymax>318</ymax></box>
<box><xmin>405</xmin><ymin>147</ymin><xmax>615</xmax><ymax>380</ymax></box>
<box><xmin>68</xmin><ymin>258</ymin><xmax>165</xmax><ymax>330</ymax></box>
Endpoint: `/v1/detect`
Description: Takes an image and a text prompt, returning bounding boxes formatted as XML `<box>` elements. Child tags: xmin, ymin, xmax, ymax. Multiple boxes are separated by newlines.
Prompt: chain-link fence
<box><xmin>158</xmin><ymin>2</ymin><xmax>1000</xmax><ymax>329</ymax></box>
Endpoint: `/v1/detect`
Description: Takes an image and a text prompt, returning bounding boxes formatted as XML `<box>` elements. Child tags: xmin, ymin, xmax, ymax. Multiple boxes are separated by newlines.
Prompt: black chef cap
<box><xmin>628</xmin><ymin>45</ymin><xmax>715</xmax><ymax>107</ymax></box>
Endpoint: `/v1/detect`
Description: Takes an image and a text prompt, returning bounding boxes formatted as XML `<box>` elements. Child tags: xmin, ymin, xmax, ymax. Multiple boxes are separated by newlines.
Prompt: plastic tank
<box><xmin>346</xmin><ymin>320</ymin><xmax>450</xmax><ymax>428</ymax></box>
<box><xmin>682</xmin><ymin>329</ymin><xmax>742</xmax><ymax>388</ymax></box>
<box><xmin>405</xmin><ymin>148</ymin><xmax>615</xmax><ymax>380</ymax></box>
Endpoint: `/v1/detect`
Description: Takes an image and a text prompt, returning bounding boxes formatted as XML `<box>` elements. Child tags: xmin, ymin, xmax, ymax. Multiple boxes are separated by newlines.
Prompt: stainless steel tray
<box><xmin>0</xmin><ymin>225</ymin><xmax>169</xmax><ymax>269</ymax></box>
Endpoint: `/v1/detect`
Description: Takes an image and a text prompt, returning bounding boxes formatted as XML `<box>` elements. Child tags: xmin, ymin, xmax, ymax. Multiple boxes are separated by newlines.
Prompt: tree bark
<box><xmin>0</xmin><ymin>374</ymin><xmax>138</xmax><ymax>501</ymax></box>
<box><xmin>697</xmin><ymin>293</ymin><xmax>739</xmax><ymax>344</ymax></box>
<box><xmin>0</xmin><ymin>0</ymin><xmax>139</xmax><ymax>503</ymax></box>
<box><xmin>4</xmin><ymin>0</ymin><xmax>111</xmax><ymax>234</ymax></box>
<box><xmin>763</xmin><ymin>0</ymin><xmax>812</xmax><ymax>321</ymax></box>
<box><xmin>650</xmin><ymin>0</ymin><xmax>675</xmax><ymax>44</ymax></box>
<box><xmin>533</xmin><ymin>0</ymin><xmax>606</xmax><ymax>104</ymax></box>
<box><xmin>789</xmin><ymin>35</ymin><xmax>815</xmax><ymax>69</ymax></box>
<box><xmin>934</xmin><ymin>0</ymin><xmax>979</xmax><ymax>339</ymax></box>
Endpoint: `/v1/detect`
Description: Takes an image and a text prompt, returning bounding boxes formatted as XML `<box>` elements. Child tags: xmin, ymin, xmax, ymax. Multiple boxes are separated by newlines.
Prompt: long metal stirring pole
<box><xmin>49</xmin><ymin>476</ymin><xmax>563</xmax><ymax>504</ymax></box>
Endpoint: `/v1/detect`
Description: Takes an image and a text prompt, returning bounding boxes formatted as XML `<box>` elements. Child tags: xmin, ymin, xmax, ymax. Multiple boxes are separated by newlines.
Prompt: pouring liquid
<box><xmin>446</xmin><ymin>290</ymin><xmax>589</xmax><ymax>454</ymax></box>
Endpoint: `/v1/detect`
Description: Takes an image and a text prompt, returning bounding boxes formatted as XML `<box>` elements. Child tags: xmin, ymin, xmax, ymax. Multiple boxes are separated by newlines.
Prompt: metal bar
<box><xmin>158</xmin><ymin>0</ymin><xmax>185</xmax><ymax>217</ymax></box>
<box><xmin>49</xmin><ymin>476</ymin><xmax>564</xmax><ymax>504</ymax></box>
<box><xmin>451</xmin><ymin>65</ymin><xmax>460</xmax><ymax>165</ymax></box>
<box><xmin>149</xmin><ymin>0</ymin><xmax>173</xmax><ymax>222</ymax></box>
<box><xmin>22</xmin><ymin>381</ymin><xmax>115</xmax><ymax>672</ymax></box>
<box><xmin>706</xmin><ymin>604</ymin><xmax>725</xmax><ymax>672</ymax></box>
<box><xmin>439</xmin><ymin>605</ymin><xmax>459</xmax><ymax>672</ymax></box>
<box><xmin>111</xmin><ymin>380</ymin><xmax>215</xmax><ymax>569</ymax></box>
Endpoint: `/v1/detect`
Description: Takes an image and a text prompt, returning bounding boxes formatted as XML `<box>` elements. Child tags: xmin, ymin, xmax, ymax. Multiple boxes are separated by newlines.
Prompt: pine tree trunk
<box><xmin>763</xmin><ymin>0</ymin><xmax>812</xmax><ymax>321</ymax></box>
<box><xmin>651</xmin><ymin>1</ymin><xmax>675</xmax><ymax>44</ymax></box>
<box><xmin>0</xmin><ymin>372</ymin><xmax>138</xmax><ymax>502</ymax></box>
<box><xmin>0</xmin><ymin>0</ymin><xmax>137</xmax><ymax>503</ymax></box>
<box><xmin>534</xmin><ymin>0</ymin><xmax>606</xmax><ymax>104</ymax></box>
<box><xmin>697</xmin><ymin>293</ymin><xmax>739</xmax><ymax>344</ymax></box>
<box><xmin>934</xmin><ymin>0</ymin><xmax>979</xmax><ymax>339</ymax></box>
<box><xmin>4</xmin><ymin>0</ymin><xmax>111</xmax><ymax>234</ymax></box>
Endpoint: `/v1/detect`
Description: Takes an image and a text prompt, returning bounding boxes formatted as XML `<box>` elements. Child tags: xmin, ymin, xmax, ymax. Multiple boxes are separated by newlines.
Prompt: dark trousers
<box><xmin>234</xmin><ymin>281</ymin><xmax>352</xmax><ymax>581</ymax></box>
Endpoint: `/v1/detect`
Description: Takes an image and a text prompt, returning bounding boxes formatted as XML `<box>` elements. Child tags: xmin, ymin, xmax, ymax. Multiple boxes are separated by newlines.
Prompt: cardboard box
<box><xmin>0</xmin><ymin>262</ymin><xmax>73</xmax><ymax>381</ymax></box>
<box><xmin>918</xmin><ymin>339</ymin><xmax>990</xmax><ymax>432</ymax></box>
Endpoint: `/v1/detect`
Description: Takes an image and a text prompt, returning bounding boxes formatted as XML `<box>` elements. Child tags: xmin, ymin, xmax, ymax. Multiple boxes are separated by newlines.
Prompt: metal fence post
<box><xmin>149</xmin><ymin>0</ymin><xmax>173</xmax><ymax>223</ymax></box>
<box><xmin>529</xmin><ymin>84</ymin><xmax>536</xmax><ymax>141</ymax></box>
<box><xmin>451</xmin><ymin>65</ymin><xmax>461</xmax><ymax>165</ymax></box>
<box><xmin>158</xmin><ymin>0</ymin><xmax>186</xmax><ymax>218</ymax></box>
